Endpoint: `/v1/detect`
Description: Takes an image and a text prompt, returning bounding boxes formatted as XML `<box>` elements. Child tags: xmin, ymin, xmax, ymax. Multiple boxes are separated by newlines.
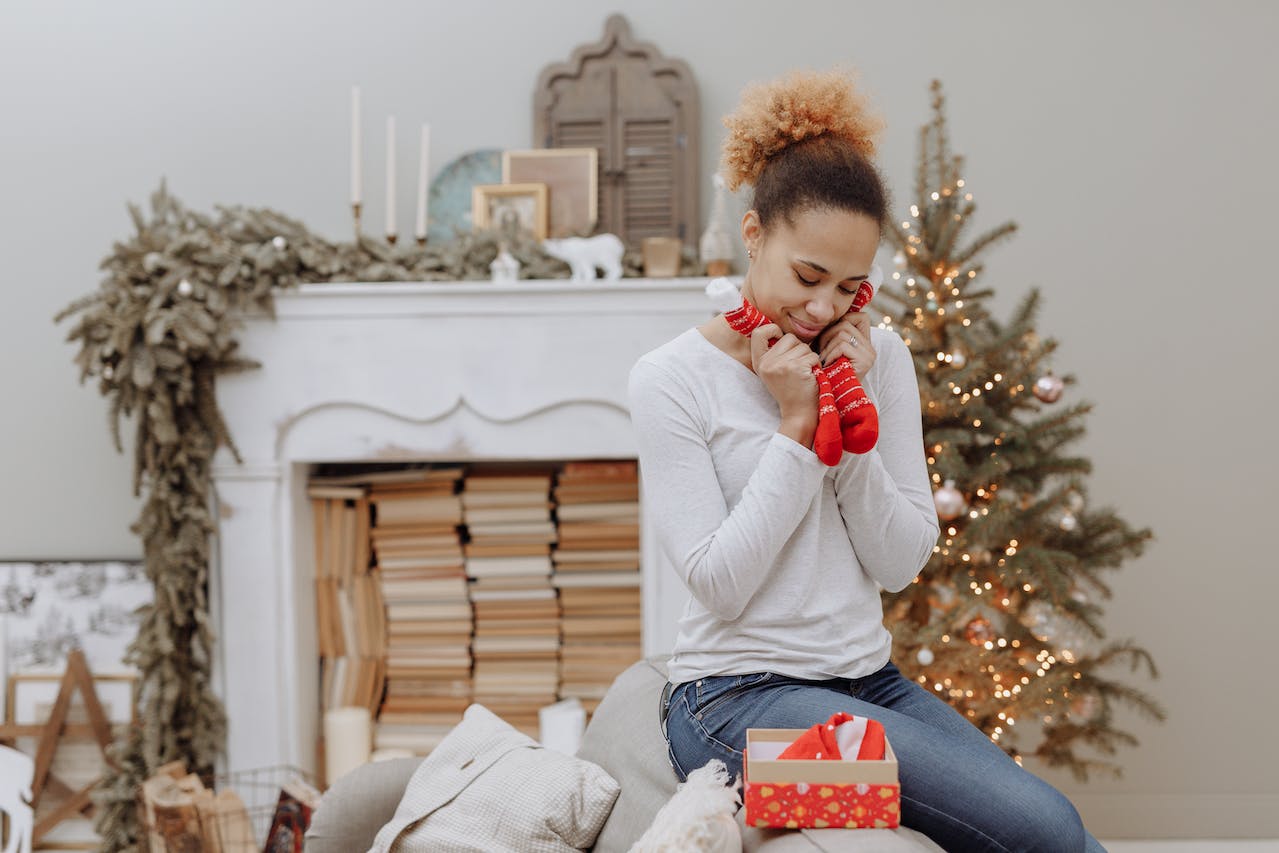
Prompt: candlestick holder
<box><xmin>352</xmin><ymin>203</ymin><xmax>362</xmax><ymax>239</ymax></box>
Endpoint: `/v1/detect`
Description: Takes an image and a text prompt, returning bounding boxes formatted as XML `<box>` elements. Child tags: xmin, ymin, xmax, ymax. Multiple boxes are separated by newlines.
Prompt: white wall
<box><xmin>2</xmin><ymin>0</ymin><xmax>1275</xmax><ymax>838</ymax></box>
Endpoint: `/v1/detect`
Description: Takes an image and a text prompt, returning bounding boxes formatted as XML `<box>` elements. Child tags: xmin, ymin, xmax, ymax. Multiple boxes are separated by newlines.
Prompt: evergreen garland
<box><xmin>55</xmin><ymin>182</ymin><xmax>693</xmax><ymax>851</ymax></box>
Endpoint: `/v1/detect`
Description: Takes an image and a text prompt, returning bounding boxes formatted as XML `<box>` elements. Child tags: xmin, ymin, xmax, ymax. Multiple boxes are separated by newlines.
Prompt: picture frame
<box><xmin>471</xmin><ymin>183</ymin><xmax>549</xmax><ymax>240</ymax></box>
<box><xmin>502</xmin><ymin>148</ymin><xmax>598</xmax><ymax>238</ymax></box>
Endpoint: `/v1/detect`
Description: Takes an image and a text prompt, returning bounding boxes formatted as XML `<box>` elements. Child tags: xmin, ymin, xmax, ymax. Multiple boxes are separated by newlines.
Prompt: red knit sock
<box><xmin>831</xmin><ymin>279</ymin><xmax>879</xmax><ymax>454</ymax></box>
<box><xmin>723</xmin><ymin>297</ymin><xmax>842</xmax><ymax>466</ymax></box>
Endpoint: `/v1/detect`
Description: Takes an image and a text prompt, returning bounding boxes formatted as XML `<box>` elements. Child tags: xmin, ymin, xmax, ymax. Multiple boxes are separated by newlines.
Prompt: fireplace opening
<box><xmin>302</xmin><ymin>457</ymin><xmax>641</xmax><ymax>778</ymax></box>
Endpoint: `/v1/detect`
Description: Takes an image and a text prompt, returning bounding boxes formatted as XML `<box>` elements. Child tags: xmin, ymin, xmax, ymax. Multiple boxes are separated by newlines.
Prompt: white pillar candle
<box><xmin>385</xmin><ymin>115</ymin><xmax>397</xmax><ymax>238</ymax></box>
<box><xmin>324</xmin><ymin>706</ymin><xmax>372</xmax><ymax>785</ymax></box>
<box><xmin>415</xmin><ymin>123</ymin><xmax>431</xmax><ymax>240</ymax></box>
<box><xmin>350</xmin><ymin>86</ymin><xmax>362</xmax><ymax>205</ymax></box>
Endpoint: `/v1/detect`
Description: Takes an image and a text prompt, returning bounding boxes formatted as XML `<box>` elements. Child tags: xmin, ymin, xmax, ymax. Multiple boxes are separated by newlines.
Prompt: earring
<box><xmin>747</xmin><ymin>249</ymin><xmax>754</xmax><ymax>259</ymax></box>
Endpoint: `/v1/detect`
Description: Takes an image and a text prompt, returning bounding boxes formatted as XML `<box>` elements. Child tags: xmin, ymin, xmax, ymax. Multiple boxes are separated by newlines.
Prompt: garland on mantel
<box><xmin>55</xmin><ymin>181</ymin><xmax>699</xmax><ymax>851</ymax></box>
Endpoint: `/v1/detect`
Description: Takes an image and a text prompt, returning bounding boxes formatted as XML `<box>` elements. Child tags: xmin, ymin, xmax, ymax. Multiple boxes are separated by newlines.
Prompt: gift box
<box><xmin>742</xmin><ymin>728</ymin><xmax>901</xmax><ymax>830</ymax></box>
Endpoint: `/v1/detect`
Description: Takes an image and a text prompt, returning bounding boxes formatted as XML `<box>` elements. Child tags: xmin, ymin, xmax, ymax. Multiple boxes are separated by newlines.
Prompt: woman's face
<box><xmin>740</xmin><ymin>206</ymin><xmax>880</xmax><ymax>343</ymax></box>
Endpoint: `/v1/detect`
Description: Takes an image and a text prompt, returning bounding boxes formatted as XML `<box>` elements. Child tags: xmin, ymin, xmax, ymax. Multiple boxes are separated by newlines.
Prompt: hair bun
<box><xmin>720</xmin><ymin>67</ymin><xmax>884</xmax><ymax>192</ymax></box>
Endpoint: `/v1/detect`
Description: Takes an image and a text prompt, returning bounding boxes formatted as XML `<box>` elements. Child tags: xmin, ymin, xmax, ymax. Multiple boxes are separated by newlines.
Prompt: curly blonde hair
<box><xmin>720</xmin><ymin>67</ymin><xmax>885</xmax><ymax>192</ymax></box>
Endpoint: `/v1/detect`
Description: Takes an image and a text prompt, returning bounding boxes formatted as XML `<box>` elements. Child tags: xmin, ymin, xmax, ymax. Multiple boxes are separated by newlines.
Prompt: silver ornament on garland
<box><xmin>949</xmin><ymin>348</ymin><xmax>967</xmax><ymax>368</ymax></box>
<box><xmin>177</xmin><ymin>278</ymin><xmax>194</xmax><ymax>297</ymax></box>
<box><xmin>102</xmin><ymin>364</ymin><xmax>114</xmax><ymax>380</ymax></box>
<box><xmin>934</xmin><ymin>479</ymin><xmax>966</xmax><ymax>521</ymax></box>
<box><xmin>272</xmin><ymin>235</ymin><xmax>288</xmax><ymax>250</ymax></box>
<box><xmin>916</xmin><ymin>647</ymin><xmax>935</xmax><ymax>666</ymax></box>
<box><xmin>1033</xmin><ymin>373</ymin><xmax>1064</xmax><ymax>403</ymax></box>
<box><xmin>143</xmin><ymin>252</ymin><xmax>164</xmax><ymax>273</ymax></box>
<box><xmin>1059</xmin><ymin>512</ymin><xmax>1078</xmax><ymax>532</ymax></box>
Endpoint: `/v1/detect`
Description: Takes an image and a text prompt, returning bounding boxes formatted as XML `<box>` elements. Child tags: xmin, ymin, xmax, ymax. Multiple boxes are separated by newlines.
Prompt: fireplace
<box><xmin>209</xmin><ymin>278</ymin><xmax>714</xmax><ymax>777</ymax></box>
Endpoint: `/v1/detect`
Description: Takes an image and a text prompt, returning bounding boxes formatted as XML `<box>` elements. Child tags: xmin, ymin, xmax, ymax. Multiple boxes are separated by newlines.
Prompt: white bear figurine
<box><xmin>542</xmin><ymin>234</ymin><xmax>625</xmax><ymax>281</ymax></box>
<box><xmin>0</xmin><ymin>745</ymin><xmax>34</xmax><ymax>853</ymax></box>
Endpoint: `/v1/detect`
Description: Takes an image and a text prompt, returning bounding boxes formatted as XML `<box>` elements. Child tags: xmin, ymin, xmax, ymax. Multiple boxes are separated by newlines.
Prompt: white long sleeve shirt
<box><xmin>628</xmin><ymin>326</ymin><xmax>940</xmax><ymax>685</ymax></box>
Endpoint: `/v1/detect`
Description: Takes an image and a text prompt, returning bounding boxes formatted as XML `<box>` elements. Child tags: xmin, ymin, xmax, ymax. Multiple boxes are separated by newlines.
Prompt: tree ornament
<box><xmin>916</xmin><ymin>647</ymin><xmax>935</xmax><ymax>665</ymax></box>
<box><xmin>1021</xmin><ymin>600</ymin><xmax>1054</xmax><ymax>641</ymax></box>
<box><xmin>934</xmin><ymin>479</ymin><xmax>966</xmax><ymax>521</ymax></box>
<box><xmin>926</xmin><ymin>299</ymin><xmax>938</xmax><ymax>311</ymax></box>
<box><xmin>1069</xmin><ymin>693</ymin><xmax>1101</xmax><ymax>721</ymax></box>
<box><xmin>964</xmin><ymin>617</ymin><xmax>993</xmax><ymax>645</ymax></box>
<box><xmin>1066</xmin><ymin>490</ymin><xmax>1084</xmax><ymax>512</ymax></box>
<box><xmin>893</xmin><ymin>250</ymin><xmax>907</xmax><ymax>269</ymax></box>
<box><xmin>177</xmin><ymin>278</ymin><xmax>194</xmax><ymax>297</ymax></box>
<box><xmin>272</xmin><ymin>235</ymin><xmax>288</xmax><ymax>250</ymax></box>
<box><xmin>1059</xmin><ymin>512</ymin><xmax>1078</xmax><ymax>532</ymax></box>
<box><xmin>931</xmin><ymin>581</ymin><xmax>957</xmax><ymax>608</ymax></box>
<box><xmin>143</xmin><ymin>251</ymin><xmax>164</xmax><ymax>273</ymax></box>
<box><xmin>973</xmin><ymin>548</ymin><xmax>993</xmax><ymax>567</ymax></box>
<box><xmin>1033</xmin><ymin>373</ymin><xmax>1064</xmax><ymax>403</ymax></box>
<box><xmin>102</xmin><ymin>364</ymin><xmax>114</xmax><ymax>381</ymax></box>
<box><xmin>949</xmin><ymin>348</ymin><xmax>966</xmax><ymax>368</ymax></box>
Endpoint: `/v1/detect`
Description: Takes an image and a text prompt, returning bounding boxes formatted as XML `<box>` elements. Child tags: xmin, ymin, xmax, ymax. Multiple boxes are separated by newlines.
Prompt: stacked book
<box><xmin>308</xmin><ymin>483</ymin><xmax>384</xmax><ymax>717</ymax></box>
<box><xmin>365</xmin><ymin>466</ymin><xmax>471</xmax><ymax>755</ymax></box>
<box><xmin>463</xmin><ymin>467</ymin><xmax>560</xmax><ymax>739</ymax></box>
<box><xmin>551</xmin><ymin>461</ymin><xmax>642</xmax><ymax>715</ymax></box>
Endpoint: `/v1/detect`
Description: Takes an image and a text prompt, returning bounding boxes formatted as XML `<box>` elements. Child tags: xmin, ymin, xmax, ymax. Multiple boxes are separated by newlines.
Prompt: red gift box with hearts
<box><xmin>743</xmin><ymin>727</ymin><xmax>901</xmax><ymax>830</ymax></box>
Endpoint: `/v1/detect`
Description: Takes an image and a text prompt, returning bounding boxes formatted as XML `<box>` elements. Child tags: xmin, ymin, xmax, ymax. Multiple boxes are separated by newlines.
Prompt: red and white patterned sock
<box><xmin>720</xmin><ymin>294</ymin><xmax>843</xmax><ymax>467</ymax></box>
<box><xmin>827</xmin><ymin>275</ymin><xmax>879</xmax><ymax>454</ymax></box>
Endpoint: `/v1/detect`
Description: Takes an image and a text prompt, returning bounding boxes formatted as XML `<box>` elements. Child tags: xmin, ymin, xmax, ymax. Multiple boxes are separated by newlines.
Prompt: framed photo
<box><xmin>472</xmin><ymin>183</ymin><xmax>549</xmax><ymax>240</ymax></box>
<box><xmin>502</xmin><ymin>148</ymin><xmax>598</xmax><ymax>238</ymax></box>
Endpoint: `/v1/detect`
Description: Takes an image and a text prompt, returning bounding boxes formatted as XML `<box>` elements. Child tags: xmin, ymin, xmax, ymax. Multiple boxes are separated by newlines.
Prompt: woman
<box><xmin>627</xmin><ymin>69</ymin><xmax>1105</xmax><ymax>852</ymax></box>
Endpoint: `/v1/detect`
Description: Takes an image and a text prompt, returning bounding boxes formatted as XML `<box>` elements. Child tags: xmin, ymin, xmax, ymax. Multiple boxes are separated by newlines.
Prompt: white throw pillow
<box><xmin>368</xmin><ymin>703</ymin><xmax>620</xmax><ymax>853</ymax></box>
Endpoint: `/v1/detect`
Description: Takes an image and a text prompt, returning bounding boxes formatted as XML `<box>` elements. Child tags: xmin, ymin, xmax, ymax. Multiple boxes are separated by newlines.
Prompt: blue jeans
<box><xmin>660</xmin><ymin>661</ymin><xmax>1106</xmax><ymax>853</ymax></box>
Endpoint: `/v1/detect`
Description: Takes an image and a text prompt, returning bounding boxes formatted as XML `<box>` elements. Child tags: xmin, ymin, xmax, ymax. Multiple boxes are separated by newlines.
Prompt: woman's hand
<box><xmin>817</xmin><ymin>311</ymin><xmax>876</xmax><ymax>376</ymax></box>
<box><xmin>750</xmin><ymin>324</ymin><xmax>820</xmax><ymax>430</ymax></box>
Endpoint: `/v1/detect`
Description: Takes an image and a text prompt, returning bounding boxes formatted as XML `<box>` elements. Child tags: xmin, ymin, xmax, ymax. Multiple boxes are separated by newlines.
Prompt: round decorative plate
<box><xmin>427</xmin><ymin>148</ymin><xmax>503</xmax><ymax>244</ymax></box>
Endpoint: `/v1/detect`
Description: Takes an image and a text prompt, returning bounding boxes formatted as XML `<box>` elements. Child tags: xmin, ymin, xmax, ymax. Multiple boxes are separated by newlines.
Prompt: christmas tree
<box><xmin>877</xmin><ymin>81</ymin><xmax>1164</xmax><ymax>780</ymax></box>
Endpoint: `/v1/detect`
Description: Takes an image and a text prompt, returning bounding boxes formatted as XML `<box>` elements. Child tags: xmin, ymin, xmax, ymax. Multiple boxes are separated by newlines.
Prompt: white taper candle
<box><xmin>350</xmin><ymin>86</ymin><xmax>362</xmax><ymax>205</ymax></box>
<box><xmin>385</xmin><ymin>115</ymin><xmax>397</xmax><ymax>237</ymax></box>
<box><xmin>415</xmin><ymin>123</ymin><xmax>431</xmax><ymax>240</ymax></box>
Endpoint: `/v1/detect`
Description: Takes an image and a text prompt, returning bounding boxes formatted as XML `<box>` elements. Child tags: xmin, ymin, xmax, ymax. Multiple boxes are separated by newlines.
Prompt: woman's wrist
<box><xmin>778</xmin><ymin>415</ymin><xmax>816</xmax><ymax>449</ymax></box>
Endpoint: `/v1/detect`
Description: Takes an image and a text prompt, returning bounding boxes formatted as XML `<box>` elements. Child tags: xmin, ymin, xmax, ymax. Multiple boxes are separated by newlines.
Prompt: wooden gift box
<box><xmin>742</xmin><ymin>728</ymin><xmax>901</xmax><ymax>830</ymax></box>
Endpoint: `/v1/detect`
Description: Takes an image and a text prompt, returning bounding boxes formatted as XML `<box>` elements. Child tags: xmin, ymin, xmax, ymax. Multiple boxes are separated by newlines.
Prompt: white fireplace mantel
<box><xmin>209</xmin><ymin>277</ymin><xmax>719</xmax><ymax>778</ymax></box>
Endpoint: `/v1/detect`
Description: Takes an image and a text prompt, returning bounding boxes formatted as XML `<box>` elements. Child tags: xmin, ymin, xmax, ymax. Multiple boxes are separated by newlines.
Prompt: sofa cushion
<box><xmin>304</xmin><ymin>757</ymin><xmax>419</xmax><ymax>853</ymax></box>
<box><xmin>368</xmin><ymin>702</ymin><xmax>619</xmax><ymax>852</ymax></box>
<box><xmin>576</xmin><ymin>658</ymin><xmax>681</xmax><ymax>852</ymax></box>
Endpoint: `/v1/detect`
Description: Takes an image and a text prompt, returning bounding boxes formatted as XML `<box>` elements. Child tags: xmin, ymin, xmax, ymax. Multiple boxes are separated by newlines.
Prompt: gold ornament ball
<box><xmin>1033</xmin><ymin>374</ymin><xmax>1064</xmax><ymax>403</ymax></box>
<box><xmin>934</xmin><ymin>479</ymin><xmax>966</xmax><ymax>521</ymax></box>
<box><xmin>965</xmin><ymin>617</ymin><xmax>993</xmax><ymax>646</ymax></box>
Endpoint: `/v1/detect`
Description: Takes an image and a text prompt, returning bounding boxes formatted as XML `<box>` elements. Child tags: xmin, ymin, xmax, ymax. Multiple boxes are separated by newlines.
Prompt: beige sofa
<box><xmin>304</xmin><ymin>657</ymin><xmax>942</xmax><ymax>852</ymax></box>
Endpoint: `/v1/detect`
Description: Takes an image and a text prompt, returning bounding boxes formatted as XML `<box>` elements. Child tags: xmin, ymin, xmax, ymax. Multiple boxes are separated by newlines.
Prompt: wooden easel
<box><xmin>0</xmin><ymin>649</ymin><xmax>126</xmax><ymax>846</ymax></box>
